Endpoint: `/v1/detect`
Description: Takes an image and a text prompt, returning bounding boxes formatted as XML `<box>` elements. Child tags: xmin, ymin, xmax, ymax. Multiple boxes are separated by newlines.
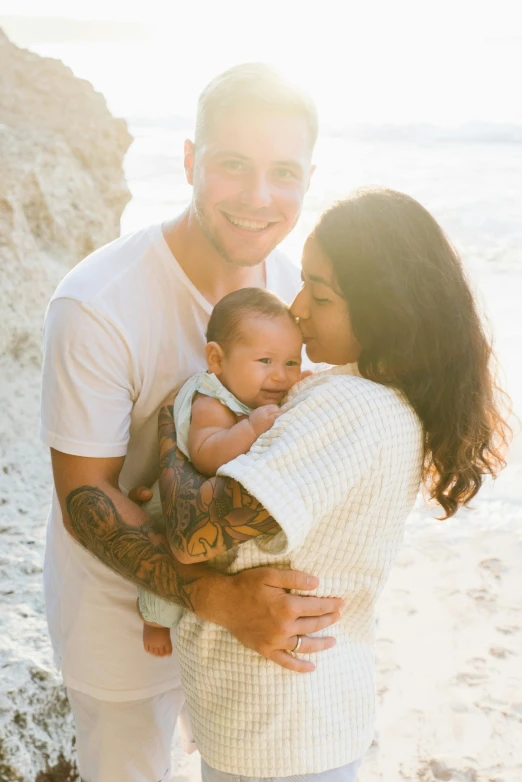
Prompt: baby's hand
<box><xmin>248</xmin><ymin>405</ymin><xmax>282</xmax><ymax>437</ymax></box>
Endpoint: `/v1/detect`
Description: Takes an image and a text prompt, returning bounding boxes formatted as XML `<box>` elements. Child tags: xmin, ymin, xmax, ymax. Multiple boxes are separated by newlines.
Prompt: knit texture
<box><xmin>176</xmin><ymin>365</ymin><xmax>424</xmax><ymax>775</ymax></box>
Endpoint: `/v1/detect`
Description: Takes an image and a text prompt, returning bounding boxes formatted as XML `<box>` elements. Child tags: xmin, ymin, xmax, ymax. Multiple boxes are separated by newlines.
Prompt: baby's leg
<box><xmin>136</xmin><ymin>598</ymin><xmax>172</xmax><ymax>657</ymax></box>
<box><xmin>137</xmin><ymin>585</ymin><xmax>183</xmax><ymax>657</ymax></box>
<box><xmin>143</xmin><ymin>621</ymin><xmax>173</xmax><ymax>657</ymax></box>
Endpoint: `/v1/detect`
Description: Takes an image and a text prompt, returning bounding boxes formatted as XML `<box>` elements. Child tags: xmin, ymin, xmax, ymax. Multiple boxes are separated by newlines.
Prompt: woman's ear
<box><xmin>206</xmin><ymin>342</ymin><xmax>225</xmax><ymax>375</ymax></box>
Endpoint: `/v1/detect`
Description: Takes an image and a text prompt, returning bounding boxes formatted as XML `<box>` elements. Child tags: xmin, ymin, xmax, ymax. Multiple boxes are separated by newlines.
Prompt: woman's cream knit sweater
<box><xmin>176</xmin><ymin>365</ymin><xmax>424</xmax><ymax>776</ymax></box>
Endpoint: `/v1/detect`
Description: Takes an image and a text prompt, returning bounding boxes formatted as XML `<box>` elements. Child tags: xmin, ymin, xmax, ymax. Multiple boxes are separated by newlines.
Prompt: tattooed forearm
<box><xmin>158</xmin><ymin>404</ymin><xmax>280</xmax><ymax>562</ymax></box>
<box><xmin>66</xmin><ymin>485</ymin><xmax>199</xmax><ymax>611</ymax></box>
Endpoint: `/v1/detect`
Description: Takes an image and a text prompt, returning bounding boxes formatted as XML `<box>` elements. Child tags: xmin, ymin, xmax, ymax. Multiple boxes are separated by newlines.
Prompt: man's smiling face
<box><xmin>186</xmin><ymin>107</ymin><xmax>315</xmax><ymax>267</ymax></box>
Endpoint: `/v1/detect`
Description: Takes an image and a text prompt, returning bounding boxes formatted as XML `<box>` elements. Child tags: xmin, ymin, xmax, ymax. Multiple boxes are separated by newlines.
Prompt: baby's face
<box><xmin>217</xmin><ymin>315</ymin><xmax>303</xmax><ymax>408</ymax></box>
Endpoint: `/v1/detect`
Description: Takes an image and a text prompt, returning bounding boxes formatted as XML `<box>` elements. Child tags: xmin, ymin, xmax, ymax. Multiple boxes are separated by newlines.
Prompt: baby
<box><xmin>138</xmin><ymin>287</ymin><xmax>303</xmax><ymax>656</ymax></box>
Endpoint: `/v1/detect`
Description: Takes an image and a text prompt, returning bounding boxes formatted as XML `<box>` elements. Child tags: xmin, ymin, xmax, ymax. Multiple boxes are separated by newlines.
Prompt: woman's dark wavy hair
<box><xmin>313</xmin><ymin>187</ymin><xmax>510</xmax><ymax>518</ymax></box>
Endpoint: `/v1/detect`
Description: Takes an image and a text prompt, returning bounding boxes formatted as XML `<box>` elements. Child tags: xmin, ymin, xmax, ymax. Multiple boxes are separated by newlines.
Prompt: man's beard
<box><xmin>193</xmin><ymin>198</ymin><xmax>276</xmax><ymax>268</ymax></box>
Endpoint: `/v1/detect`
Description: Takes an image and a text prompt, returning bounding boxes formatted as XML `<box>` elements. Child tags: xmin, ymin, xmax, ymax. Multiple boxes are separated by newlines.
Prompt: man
<box><xmin>41</xmin><ymin>63</ymin><xmax>343</xmax><ymax>782</ymax></box>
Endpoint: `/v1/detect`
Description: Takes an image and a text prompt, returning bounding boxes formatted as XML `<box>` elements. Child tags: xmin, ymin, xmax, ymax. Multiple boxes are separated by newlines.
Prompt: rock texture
<box><xmin>0</xmin><ymin>28</ymin><xmax>132</xmax><ymax>364</ymax></box>
<box><xmin>0</xmin><ymin>29</ymin><xmax>132</xmax><ymax>781</ymax></box>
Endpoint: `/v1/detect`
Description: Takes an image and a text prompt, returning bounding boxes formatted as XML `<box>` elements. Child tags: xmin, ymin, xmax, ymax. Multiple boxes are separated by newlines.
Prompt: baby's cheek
<box><xmin>289</xmin><ymin>369</ymin><xmax>302</xmax><ymax>387</ymax></box>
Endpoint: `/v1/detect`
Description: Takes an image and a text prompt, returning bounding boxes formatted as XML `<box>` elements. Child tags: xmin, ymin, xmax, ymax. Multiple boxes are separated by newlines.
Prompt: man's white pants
<box><xmin>67</xmin><ymin>686</ymin><xmax>191</xmax><ymax>782</ymax></box>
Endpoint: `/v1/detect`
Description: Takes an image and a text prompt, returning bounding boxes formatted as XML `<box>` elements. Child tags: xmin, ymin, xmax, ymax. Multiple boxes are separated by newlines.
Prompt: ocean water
<box><xmin>34</xmin><ymin>42</ymin><xmax>522</xmax><ymax>529</ymax></box>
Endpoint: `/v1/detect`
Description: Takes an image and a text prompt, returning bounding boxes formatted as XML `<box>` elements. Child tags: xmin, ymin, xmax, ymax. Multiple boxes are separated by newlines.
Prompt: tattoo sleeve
<box><xmin>158</xmin><ymin>404</ymin><xmax>280</xmax><ymax>562</ymax></box>
<box><xmin>66</xmin><ymin>485</ymin><xmax>200</xmax><ymax>611</ymax></box>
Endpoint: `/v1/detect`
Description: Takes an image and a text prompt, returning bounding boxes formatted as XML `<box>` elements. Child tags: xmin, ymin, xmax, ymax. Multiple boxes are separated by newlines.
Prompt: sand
<box><xmin>362</xmin><ymin>503</ymin><xmax>522</xmax><ymax>781</ymax></box>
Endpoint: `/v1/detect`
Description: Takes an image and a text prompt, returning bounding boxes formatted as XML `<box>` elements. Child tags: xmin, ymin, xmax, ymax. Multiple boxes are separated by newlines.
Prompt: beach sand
<box><xmin>361</xmin><ymin>507</ymin><xmax>522</xmax><ymax>781</ymax></box>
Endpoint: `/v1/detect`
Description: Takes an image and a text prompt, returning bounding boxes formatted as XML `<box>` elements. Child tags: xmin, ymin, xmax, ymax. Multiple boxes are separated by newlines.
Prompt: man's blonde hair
<box><xmin>195</xmin><ymin>62</ymin><xmax>318</xmax><ymax>149</ymax></box>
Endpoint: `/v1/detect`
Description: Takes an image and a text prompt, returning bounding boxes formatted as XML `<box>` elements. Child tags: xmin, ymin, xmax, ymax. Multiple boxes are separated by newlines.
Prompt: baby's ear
<box><xmin>206</xmin><ymin>342</ymin><xmax>224</xmax><ymax>375</ymax></box>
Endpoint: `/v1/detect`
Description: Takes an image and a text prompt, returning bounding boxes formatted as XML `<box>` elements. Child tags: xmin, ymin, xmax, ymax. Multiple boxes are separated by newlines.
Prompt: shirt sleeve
<box><xmin>40</xmin><ymin>297</ymin><xmax>138</xmax><ymax>458</ymax></box>
<box><xmin>217</xmin><ymin>378</ymin><xmax>383</xmax><ymax>554</ymax></box>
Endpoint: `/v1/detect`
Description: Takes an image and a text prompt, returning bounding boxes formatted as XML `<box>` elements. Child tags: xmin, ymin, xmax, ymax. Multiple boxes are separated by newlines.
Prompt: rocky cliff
<box><xmin>0</xmin><ymin>29</ymin><xmax>132</xmax><ymax>781</ymax></box>
<box><xmin>0</xmin><ymin>27</ymin><xmax>132</xmax><ymax>364</ymax></box>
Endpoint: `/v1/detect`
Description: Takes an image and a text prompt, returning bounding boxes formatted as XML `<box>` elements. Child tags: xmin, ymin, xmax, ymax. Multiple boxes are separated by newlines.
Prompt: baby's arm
<box><xmin>187</xmin><ymin>395</ymin><xmax>280</xmax><ymax>477</ymax></box>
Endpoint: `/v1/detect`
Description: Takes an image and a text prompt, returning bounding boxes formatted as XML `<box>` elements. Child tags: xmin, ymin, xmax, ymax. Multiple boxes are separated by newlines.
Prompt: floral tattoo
<box><xmin>158</xmin><ymin>404</ymin><xmax>279</xmax><ymax>562</ymax></box>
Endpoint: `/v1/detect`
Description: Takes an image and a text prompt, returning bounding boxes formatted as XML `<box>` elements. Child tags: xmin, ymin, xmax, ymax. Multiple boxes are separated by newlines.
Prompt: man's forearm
<box><xmin>159</xmin><ymin>404</ymin><xmax>278</xmax><ymax>563</ymax></box>
<box><xmin>65</xmin><ymin>483</ymin><xmax>218</xmax><ymax>613</ymax></box>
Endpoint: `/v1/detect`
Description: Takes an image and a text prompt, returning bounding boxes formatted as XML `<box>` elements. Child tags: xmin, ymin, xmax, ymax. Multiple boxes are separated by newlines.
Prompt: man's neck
<box><xmin>162</xmin><ymin>209</ymin><xmax>267</xmax><ymax>306</ymax></box>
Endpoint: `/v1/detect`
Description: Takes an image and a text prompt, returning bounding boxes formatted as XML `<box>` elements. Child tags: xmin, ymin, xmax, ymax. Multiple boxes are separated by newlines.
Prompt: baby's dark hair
<box><xmin>207</xmin><ymin>288</ymin><xmax>297</xmax><ymax>348</ymax></box>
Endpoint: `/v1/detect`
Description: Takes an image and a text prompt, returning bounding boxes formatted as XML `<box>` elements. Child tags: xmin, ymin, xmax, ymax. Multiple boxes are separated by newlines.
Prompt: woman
<box><xmin>156</xmin><ymin>187</ymin><xmax>509</xmax><ymax>780</ymax></box>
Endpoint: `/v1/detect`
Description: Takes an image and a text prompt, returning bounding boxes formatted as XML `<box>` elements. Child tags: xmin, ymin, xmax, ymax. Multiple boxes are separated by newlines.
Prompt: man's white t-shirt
<box><xmin>40</xmin><ymin>223</ymin><xmax>300</xmax><ymax>701</ymax></box>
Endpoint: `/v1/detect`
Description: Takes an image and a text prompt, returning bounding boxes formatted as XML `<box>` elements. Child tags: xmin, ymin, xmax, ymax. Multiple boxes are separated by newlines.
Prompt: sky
<box><xmin>0</xmin><ymin>0</ymin><xmax>517</xmax><ymax>30</ymax></box>
<box><xmin>1</xmin><ymin>0</ymin><xmax>521</xmax><ymax>125</ymax></box>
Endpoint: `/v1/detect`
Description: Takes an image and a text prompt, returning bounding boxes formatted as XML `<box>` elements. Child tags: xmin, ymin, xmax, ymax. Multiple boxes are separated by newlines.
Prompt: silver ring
<box><xmin>291</xmin><ymin>635</ymin><xmax>302</xmax><ymax>654</ymax></box>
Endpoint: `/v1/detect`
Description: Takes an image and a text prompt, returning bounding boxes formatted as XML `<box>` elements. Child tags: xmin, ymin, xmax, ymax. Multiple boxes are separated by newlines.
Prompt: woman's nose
<box><xmin>290</xmin><ymin>287</ymin><xmax>309</xmax><ymax>321</ymax></box>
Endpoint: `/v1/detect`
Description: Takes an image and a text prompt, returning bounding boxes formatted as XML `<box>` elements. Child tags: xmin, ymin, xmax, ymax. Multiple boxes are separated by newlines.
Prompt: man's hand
<box><xmin>195</xmin><ymin>566</ymin><xmax>343</xmax><ymax>673</ymax></box>
<box><xmin>248</xmin><ymin>405</ymin><xmax>282</xmax><ymax>437</ymax></box>
<box><xmin>128</xmin><ymin>486</ymin><xmax>342</xmax><ymax>672</ymax></box>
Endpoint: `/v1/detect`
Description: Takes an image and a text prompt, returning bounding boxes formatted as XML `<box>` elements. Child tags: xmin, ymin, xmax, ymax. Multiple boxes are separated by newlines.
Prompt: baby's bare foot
<box><xmin>143</xmin><ymin>622</ymin><xmax>172</xmax><ymax>657</ymax></box>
